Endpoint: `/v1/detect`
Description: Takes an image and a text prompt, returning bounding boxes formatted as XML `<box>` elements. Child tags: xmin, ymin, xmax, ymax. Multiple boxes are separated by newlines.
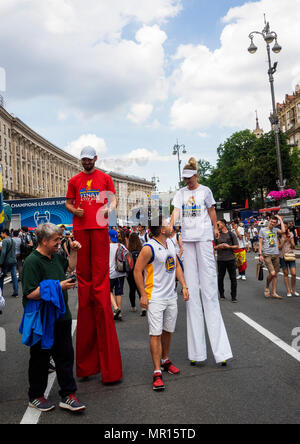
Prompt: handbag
<box><xmin>256</xmin><ymin>263</ymin><xmax>264</xmax><ymax>281</ymax></box>
<box><xmin>284</xmin><ymin>253</ymin><xmax>296</xmax><ymax>262</ymax></box>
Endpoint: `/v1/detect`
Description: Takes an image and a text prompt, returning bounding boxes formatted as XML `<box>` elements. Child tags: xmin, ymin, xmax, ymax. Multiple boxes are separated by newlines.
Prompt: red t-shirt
<box><xmin>66</xmin><ymin>170</ymin><xmax>116</xmax><ymax>231</ymax></box>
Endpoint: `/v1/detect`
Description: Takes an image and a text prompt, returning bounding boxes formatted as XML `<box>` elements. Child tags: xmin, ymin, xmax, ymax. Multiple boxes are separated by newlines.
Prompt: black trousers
<box><xmin>127</xmin><ymin>271</ymin><xmax>140</xmax><ymax>308</ymax></box>
<box><xmin>217</xmin><ymin>260</ymin><xmax>237</xmax><ymax>300</ymax></box>
<box><xmin>28</xmin><ymin>320</ymin><xmax>77</xmax><ymax>400</ymax></box>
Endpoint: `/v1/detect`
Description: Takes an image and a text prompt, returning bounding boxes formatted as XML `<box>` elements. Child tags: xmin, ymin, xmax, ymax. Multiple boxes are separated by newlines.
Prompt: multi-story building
<box><xmin>0</xmin><ymin>105</ymin><xmax>155</xmax><ymax>221</ymax></box>
<box><xmin>277</xmin><ymin>84</ymin><xmax>300</xmax><ymax>148</ymax></box>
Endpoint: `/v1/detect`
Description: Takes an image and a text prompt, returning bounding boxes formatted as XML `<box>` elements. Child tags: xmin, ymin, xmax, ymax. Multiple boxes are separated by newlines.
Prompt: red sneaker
<box><xmin>153</xmin><ymin>373</ymin><xmax>165</xmax><ymax>391</ymax></box>
<box><xmin>161</xmin><ymin>360</ymin><xmax>180</xmax><ymax>375</ymax></box>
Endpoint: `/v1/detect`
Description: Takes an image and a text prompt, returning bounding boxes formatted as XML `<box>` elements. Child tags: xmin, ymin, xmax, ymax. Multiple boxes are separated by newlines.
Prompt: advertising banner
<box><xmin>5</xmin><ymin>197</ymin><xmax>73</xmax><ymax>230</ymax></box>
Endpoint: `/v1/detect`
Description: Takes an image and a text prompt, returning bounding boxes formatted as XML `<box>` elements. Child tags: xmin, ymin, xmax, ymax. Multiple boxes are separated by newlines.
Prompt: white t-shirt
<box><xmin>109</xmin><ymin>243</ymin><xmax>127</xmax><ymax>279</ymax></box>
<box><xmin>237</xmin><ymin>227</ymin><xmax>246</xmax><ymax>249</ymax></box>
<box><xmin>144</xmin><ymin>238</ymin><xmax>177</xmax><ymax>302</ymax></box>
<box><xmin>172</xmin><ymin>185</ymin><xmax>216</xmax><ymax>242</ymax></box>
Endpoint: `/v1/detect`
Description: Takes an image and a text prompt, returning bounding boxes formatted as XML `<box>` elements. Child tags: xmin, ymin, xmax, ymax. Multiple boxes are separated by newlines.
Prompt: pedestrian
<box><xmin>289</xmin><ymin>221</ymin><xmax>299</xmax><ymax>246</ymax></box>
<box><xmin>0</xmin><ymin>229</ymin><xmax>19</xmax><ymax>297</ymax></box>
<box><xmin>20</xmin><ymin>223</ymin><xmax>85</xmax><ymax>413</ymax></box>
<box><xmin>127</xmin><ymin>232</ymin><xmax>143</xmax><ymax>314</ymax></box>
<box><xmin>13</xmin><ymin>230</ymin><xmax>22</xmax><ymax>281</ymax></box>
<box><xmin>231</xmin><ymin>221</ymin><xmax>247</xmax><ymax>280</ymax></box>
<box><xmin>109</xmin><ymin>229</ymin><xmax>127</xmax><ymax>321</ymax></box>
<box><xmin>170</xmin><ymin>157</ymin><xmax>233</xmax><ymax>367</ymax></box>
<box><xmin>138</xmin><ymin>225</ymin><xmax>149</xmax><ymax>245</ymax></box>
<box><xmin>170</xmin><ymin>226</ymin><xmax>184</xmax><ymax>264</ymax></box>
<box><xmin>214</xmin><ymin>220</ymin><xmax>239</xmax><ymax>303</ymax></box>
<box><xmin>134</xmin><ymin>217</ymin><xmax>189</xmax><ymax>391</ymax></box>
<box><xmin>66</xmin><ymin>146</ymin><xmax>122</xmax><ymax>384</ymax></box>
<box><xmin>20</xmin><ymin>226</ymin><xmax>35</xmax><ymax>261</ymax></box>
<box><xmin>279</xmin><ymin>223</ymin><xmax>299</xmax><ymax>297</ymax></box>
<box><xmin>259</xmin><ymin>215</ymin><xmax>285</xmax><ymax>299</ymax></box>
<box><xmin>249</xmin><ymin>224</ymin><xmax>259</xmax><ymax>253</ymax></box>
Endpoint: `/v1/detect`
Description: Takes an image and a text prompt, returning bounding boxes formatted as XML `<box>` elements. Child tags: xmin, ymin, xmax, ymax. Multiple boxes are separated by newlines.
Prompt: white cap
<box><xmin>182</xmin><ymin>169</ymin><xmax>198</xmax><ymax>179</ymax></box>
<box><xmin>80</xmin><ymin>146</ymin><xmax>97</xmax><ymax>160</ymax></box>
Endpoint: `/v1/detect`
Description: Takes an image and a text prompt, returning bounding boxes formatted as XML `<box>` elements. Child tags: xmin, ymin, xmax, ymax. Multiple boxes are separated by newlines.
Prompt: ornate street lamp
<box><xmin>172</xmin><ymin>140</ymin><xmax>187</xmax><ymax>187</ymax></box>
<box><xmin>151</xmin><ymin>174</ymin><xmax>160</xmax><ymax>191</ymax></box>
<box><xmin>248</xmin><ymin>17</ymin><xmax>284</xmax><ymax>191</ymax></box>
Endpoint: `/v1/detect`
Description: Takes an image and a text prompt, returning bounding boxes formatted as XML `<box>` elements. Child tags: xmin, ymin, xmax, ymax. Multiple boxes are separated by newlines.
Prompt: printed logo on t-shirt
<box><xmin>182</xmin><ymin>196</ymin><xmax>202</xmax><ymax>218</ymax></box>
<box><xmin>80</xmin><ymin>179</ymin><xmax>101</xmax><ymax>203</ymax></box>
<box><xmin>165</xmin><ymin>256</ymin><xmax>176</xmax><ymax>273</ymax></box>
<box><xmin>266</xmin><ymin>230</ymin><xmax>276</xmax><ymax>247</ymax></box>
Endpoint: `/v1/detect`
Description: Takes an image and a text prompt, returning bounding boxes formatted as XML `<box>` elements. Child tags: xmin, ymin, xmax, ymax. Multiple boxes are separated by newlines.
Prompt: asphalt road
<box><xmin>1</xmin><ymin>252</ymin><xmax>300</xmax><ymax>425</ymax></box>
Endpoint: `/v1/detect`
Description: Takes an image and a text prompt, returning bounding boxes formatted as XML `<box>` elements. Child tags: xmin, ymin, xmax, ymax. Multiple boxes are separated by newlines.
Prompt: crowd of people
<box><xmin>0</xmin><ymin>147</ymin><xmax>299</xmax><ymax>415</ymax></box>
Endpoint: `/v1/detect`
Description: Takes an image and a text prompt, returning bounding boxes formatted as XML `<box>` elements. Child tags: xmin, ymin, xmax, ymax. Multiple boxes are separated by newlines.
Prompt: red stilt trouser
<box><xmin>74</xmin><ymin>229</ymin><xmax>123</xmax><ymax>383</ymax></box>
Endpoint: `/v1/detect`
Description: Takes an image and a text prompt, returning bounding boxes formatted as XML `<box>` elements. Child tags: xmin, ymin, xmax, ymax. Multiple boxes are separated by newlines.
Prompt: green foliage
<box><xmin>203</xmin><ymin>130</ymin><xmax>300</xmax><ymax>208</ymax></box>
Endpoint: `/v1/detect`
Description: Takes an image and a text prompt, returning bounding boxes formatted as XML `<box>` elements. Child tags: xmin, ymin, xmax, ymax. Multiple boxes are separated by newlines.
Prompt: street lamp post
<box><xmin>248</xmin><ymin>17</ymin><xmax>285</xmax><ymax>191</ymax></box>
<box><xmin>151</xmin><ymin>174</ymin><xmax>160</xmax><ymax>191</ymax></box>
<box><xmin>172</xmin><ymin>140</ymin><xmax>187</xmax><ymax>187</ymax></box>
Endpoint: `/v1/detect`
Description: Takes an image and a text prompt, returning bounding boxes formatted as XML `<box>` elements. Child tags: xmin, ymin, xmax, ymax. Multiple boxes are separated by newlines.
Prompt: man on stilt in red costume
<box><xmin>66</xmin><ymin>146</ymin><xmax>122</xmax><ymax>383</ymax></box>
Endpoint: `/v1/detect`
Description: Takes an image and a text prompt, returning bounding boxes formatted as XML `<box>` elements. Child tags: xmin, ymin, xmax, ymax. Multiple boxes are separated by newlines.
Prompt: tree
<box><xmin>204</xmin><ymin>129</ymin><xmax>300</xmax><ymax>209</ymax></box>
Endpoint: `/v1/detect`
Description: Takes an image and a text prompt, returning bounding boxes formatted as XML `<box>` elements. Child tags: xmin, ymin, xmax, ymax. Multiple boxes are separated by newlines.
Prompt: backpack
<box><xmin>20</xmin><ymin>233</ymin><xmax>32</xmax><ymax>259</ymax></box>
<box><xmin>115</xmin><ymin>244</ymin><xmax>134</xmax><ymax>273</ymax></box>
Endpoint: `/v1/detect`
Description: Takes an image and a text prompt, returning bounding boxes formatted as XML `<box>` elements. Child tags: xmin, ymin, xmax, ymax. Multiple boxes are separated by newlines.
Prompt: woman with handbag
<box><xmin>279</xmin><ymin>223</ymin><xmax>299</xmax><ymax>297</ymax></box>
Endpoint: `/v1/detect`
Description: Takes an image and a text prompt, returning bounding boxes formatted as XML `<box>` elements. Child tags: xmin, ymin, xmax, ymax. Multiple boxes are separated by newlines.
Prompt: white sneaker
<box><xmin>293</xmin><ymin>291</ymin><xmax>300</xmax><ymax>297</ymax></box>
<box><xmin>287</xmin><ymin>293</ymin><xmax>293</xmax><ymax>298</ymax></box>
<box><xmin>236</xmin><ymin>275</ymin><xmax>242</xmax><ymax>280</ymax></box>
<box><xmin>241</xmin><ymin>276</ymin><xmax>247</xmax><ymax>281</ymax></box>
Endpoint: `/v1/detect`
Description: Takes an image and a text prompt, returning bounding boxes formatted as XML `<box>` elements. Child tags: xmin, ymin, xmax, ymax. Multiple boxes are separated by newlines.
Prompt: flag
<box><xmin>245</xmin><ymin>199</ymin><xmax>249</xmax><ymax>209</ymax></box>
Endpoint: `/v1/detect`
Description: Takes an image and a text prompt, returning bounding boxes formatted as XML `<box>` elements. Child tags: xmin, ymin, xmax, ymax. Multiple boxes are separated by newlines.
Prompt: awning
<box><xmin>259</xmin><ymin>207</ymin><xmax>280</xmax><ymax>213</ymax></box>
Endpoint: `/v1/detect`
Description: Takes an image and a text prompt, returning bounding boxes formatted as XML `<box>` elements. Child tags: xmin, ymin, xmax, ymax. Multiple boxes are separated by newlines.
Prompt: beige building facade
<box><xmin>277</xmin><ymin>84</ymin><xmax>300</xmax><ymax>148</ymax></box>
<box><xmin>0</xmin><ymin>105</ymin><xmax>154</xmax><ymax>222</ymax></box>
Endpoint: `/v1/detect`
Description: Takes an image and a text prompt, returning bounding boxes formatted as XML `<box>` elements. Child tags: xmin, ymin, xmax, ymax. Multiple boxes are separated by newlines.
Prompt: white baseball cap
<box><xmin>80</xmin><ymin>146</ymin><xmax>97</xmax><ymax>160</ymax></box>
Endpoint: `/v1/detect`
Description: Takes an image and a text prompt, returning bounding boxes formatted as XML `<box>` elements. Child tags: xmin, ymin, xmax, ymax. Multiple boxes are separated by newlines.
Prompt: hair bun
<box><xmin>184</xmin><ymin>157</ymin><xmax>197</xmax><ymax>171</ymax></box>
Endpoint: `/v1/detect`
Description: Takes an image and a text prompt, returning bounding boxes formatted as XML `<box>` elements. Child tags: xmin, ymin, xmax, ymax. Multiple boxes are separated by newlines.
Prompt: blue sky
<box><xmin>1</xmin><ymin>0</ymin><xmax>299</xmax><ymax>191</ymax></box>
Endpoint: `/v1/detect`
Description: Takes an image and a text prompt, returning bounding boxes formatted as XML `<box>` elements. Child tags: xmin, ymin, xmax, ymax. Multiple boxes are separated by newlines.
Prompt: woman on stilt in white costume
<box><xmin>170</xmin><ymin>158</ymin><xmax>233</xmax><ymax>366</ymax></box>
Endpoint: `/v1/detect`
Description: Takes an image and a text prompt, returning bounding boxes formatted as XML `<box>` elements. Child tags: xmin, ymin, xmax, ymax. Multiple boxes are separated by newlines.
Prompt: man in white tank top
<box><xmin>134</xmin><ymin>218</ymin><xmax>189</xmax><ymax>392</ymax></box>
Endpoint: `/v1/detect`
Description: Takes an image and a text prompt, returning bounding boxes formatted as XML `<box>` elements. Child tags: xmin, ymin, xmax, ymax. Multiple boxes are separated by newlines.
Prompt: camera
<box><xmin>66</xmin><ymin>273</ymin><xmax>77</xmax><ymax>283</ymax></box>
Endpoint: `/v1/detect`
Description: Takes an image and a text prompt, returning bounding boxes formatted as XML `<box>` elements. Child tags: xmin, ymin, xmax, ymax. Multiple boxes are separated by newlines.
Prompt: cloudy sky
<box><xmin>1</xmin><ymin>0</ymin><xmax>300</xmax><ymax>191</ymax></box>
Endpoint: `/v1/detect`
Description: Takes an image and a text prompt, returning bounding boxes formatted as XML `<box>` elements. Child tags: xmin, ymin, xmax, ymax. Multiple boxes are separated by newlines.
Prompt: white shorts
<box><xmin>147</xmin><ymin>298</ymin><xmax>178</xmax><ymax>336</ymax></box>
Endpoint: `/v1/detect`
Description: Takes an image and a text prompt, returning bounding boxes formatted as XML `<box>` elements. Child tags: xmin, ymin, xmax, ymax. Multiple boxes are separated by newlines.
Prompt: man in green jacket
<box><xmin>0</xmin><ymin>229</ymin><xmax>18</xmax><ymax>297</ymax></box>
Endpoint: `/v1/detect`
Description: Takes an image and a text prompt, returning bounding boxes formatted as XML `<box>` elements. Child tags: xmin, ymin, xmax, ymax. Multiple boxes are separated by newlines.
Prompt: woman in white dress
<box><xmin>170</xmin><ymin>158</ymin><xmax>233</xmax><ymax>366</ymax></box>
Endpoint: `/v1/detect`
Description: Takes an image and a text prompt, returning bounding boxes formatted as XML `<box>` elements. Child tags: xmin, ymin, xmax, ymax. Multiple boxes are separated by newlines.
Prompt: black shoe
<box><xmin>220</xmin><ymin>296</ymin><xmax>226</xmax><ymax>300</ymax></box>
<box><xmin>140</xmin><ymin>310</ymin><xmax>147</xmax><ymax>317</ymax></box>
<box><xmin>11</xmin><ymin>294</ymin><xmax>19</xmax><ymax>298</ymax></box>
<box><xmin>113</xmin><ymin>309</ymin><xmax>121</xmax><ymax>320</ymax></box>
<box><xmin>231</xmin><ymin>299</ymin><xmax>238</xmax><ymax>303</ymax></box>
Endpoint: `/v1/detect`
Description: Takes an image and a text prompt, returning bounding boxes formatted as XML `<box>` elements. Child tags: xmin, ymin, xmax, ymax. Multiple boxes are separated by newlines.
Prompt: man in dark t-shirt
<box><xmin>22</xmin><ymin>223</ymin><xmax>86</xmax><ymax>413</ymax></box>
<box><xmin>214</xmin><ymin>220</ymin><xmax>239</xmax><ymax>303</ymax></box>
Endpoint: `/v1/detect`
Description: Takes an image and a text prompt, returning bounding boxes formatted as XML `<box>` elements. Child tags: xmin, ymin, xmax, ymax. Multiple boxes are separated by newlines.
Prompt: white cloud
<box><xmin>65</xmin><ymin>134</ymin><xmax>108</xmax><ymax>159</ymax></box>
<box><xmin>169</xmin><ymin>0</ymin><xmax>300</xmax><ymax>132</ymax></box>
<box><xmin>98</xmin><ymin>148</ymin><xmax>173</xmax><ymax>174</ymax></box>
<box><xmin>0</xmin><ymin>0</ymin><xmax>180</xmax><ymax>116</ymax></box>
<box><xmin>127</xmin><ymin>103</ymin><xmax>154</xmax><ymax>124</ymax></box>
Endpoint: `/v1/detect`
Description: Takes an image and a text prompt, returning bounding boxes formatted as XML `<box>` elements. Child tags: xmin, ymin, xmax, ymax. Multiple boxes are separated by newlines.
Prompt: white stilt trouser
<box><xmin>183</xmin><ymin>241</ymin><xmax>233</xmax><ymax>363</ymax></box>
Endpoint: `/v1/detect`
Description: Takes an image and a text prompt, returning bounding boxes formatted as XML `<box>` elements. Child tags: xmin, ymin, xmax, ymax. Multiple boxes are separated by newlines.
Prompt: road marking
<box><xmin>20</xmin><ymin>320</ymin><xmax>77</xmax><ymax>425</ymax></box>
<box><xmin>234</xmin><ymin>312</ymin><xmax>300</xmax><ymax>362</ymax></box>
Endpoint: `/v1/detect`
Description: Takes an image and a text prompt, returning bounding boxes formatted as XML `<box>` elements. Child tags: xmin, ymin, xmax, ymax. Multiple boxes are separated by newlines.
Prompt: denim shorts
<box><xmin>280</xmin><ymin>258</ymin><xmax>296</xmax><ymax>271</ymax></box>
